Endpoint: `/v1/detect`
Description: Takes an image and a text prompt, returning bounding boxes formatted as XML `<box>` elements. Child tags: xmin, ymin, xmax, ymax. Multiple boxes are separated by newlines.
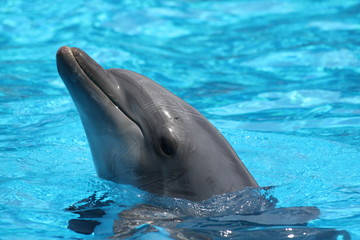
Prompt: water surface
<box><xmin>0</xmin><ymin>0</ymin><xmax>359</xmax><ymax>239</ymax></box>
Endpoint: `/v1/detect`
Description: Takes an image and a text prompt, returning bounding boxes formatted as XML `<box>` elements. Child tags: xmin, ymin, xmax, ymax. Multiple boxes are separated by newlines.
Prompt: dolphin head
<box><xmin>56</xmin><ymin>46</ymin><xmax>258</xmax><ymax>201</ymax></box>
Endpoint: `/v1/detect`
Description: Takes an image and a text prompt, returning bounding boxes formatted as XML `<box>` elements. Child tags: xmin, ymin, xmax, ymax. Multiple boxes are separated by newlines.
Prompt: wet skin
<box><xmin>56</xmin><ymin>46</ymin><xmax>258</xmax><ymax>202</ymax></box>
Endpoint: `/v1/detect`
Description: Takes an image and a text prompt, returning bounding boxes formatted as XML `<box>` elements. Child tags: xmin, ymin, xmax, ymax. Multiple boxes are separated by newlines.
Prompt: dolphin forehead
<box><xmin>107</xmin><ymin>69</ymin><xmax>192</xmax><ymax>119</ymax></box>
<box><xmin>106</xmin><ymin>69</ymin><xmax>194</xmax><ymax>146</ymax></box>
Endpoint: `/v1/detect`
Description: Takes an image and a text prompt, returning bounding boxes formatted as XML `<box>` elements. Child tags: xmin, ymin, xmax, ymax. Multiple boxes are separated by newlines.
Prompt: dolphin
<box><xmin>56</xmin><ymin>46</ymin><xmax>258</xmax><ymax>202</ymax></box>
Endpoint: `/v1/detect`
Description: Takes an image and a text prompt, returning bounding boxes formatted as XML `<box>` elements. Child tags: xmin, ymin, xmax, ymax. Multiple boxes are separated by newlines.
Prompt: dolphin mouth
<box><xmin>57</xmin><ymin>46</ymin><xmax>114</xmax><ymax>99</ymax></box>
<box><xmin>57</xmin><ymin>46</ymin><xmax>138</xmax><ymax>128</ymax></box>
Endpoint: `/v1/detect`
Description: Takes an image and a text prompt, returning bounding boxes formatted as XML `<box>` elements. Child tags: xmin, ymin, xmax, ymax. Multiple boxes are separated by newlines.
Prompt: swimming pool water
<box><xmin>0</xmin><ymin>0</ymin><xmax>359</xmax><ymax>239</ymax></box>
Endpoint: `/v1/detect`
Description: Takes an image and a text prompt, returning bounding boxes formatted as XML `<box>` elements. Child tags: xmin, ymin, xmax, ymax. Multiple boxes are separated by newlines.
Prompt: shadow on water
<box><xmin>66</xmin><ymin>188</ymin><xmax>351</xmax><ymax>239</ymax></box>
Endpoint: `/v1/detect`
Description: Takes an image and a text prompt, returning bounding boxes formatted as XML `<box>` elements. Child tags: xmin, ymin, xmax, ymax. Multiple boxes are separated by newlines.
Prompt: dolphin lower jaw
<box><xmin>57</xmin><ymin>47</ymin><xmax>146</xmax><ymax>147</ymax></box>
<box><xmin>84</xmin><ymin>111</ymin><xmax>146</xmax><ymax>184</ymax></box>
<box><xmin>58</xmin><ymin>65</ymin><xmax>143</xmax><ymax>181</ymax></box>
<box><xmin>57</xmin><ymin>47</ymin><xmax>147</xmax><ymax>184</ymax></box>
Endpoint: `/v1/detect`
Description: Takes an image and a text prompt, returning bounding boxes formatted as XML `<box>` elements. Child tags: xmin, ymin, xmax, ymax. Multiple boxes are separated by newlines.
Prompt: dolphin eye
<box><xmin>158</xmin><ymin>136</ymin><xmax>177</xmax><ymax>157</ymax></box>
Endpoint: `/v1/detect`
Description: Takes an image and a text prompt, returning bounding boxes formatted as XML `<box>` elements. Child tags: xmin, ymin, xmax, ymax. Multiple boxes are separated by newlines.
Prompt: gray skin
<box><xmin>56</xmin><ymin>46</ymin><xmax>259</xmax><ymax>201</ymax></box>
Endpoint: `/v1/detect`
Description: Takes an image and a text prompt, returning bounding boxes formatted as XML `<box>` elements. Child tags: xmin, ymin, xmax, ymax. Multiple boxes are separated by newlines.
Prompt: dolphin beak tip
<box><xmin>57</xmin><ymin>46</ymin><xmax>71</xmax><ymax>58</ymax></box>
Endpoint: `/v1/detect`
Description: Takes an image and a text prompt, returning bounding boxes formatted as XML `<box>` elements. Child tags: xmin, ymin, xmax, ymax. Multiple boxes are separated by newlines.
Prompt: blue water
<box><xmin>0</xmin><ymin>0</ymin><xmax>359</xmax><ymax>239</ymax></box>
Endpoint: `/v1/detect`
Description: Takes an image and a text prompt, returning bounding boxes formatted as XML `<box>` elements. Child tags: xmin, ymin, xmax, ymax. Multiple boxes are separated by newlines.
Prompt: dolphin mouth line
<box><xmin>63</xmin><ymin>47</ymin><xmax>140</xmax><ymax>130</ymax></box>
<box><xmin>67</xmin><ymin>47</ymin><xmax>114</xmax><ymax>102</ymax></box>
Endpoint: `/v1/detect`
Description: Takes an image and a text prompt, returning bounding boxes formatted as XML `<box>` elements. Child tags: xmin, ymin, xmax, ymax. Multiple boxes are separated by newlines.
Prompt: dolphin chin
<box><xmin>57</xmin><ymin>46</ymin><xmax>259</xmax><ymax>201</ymax></box>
